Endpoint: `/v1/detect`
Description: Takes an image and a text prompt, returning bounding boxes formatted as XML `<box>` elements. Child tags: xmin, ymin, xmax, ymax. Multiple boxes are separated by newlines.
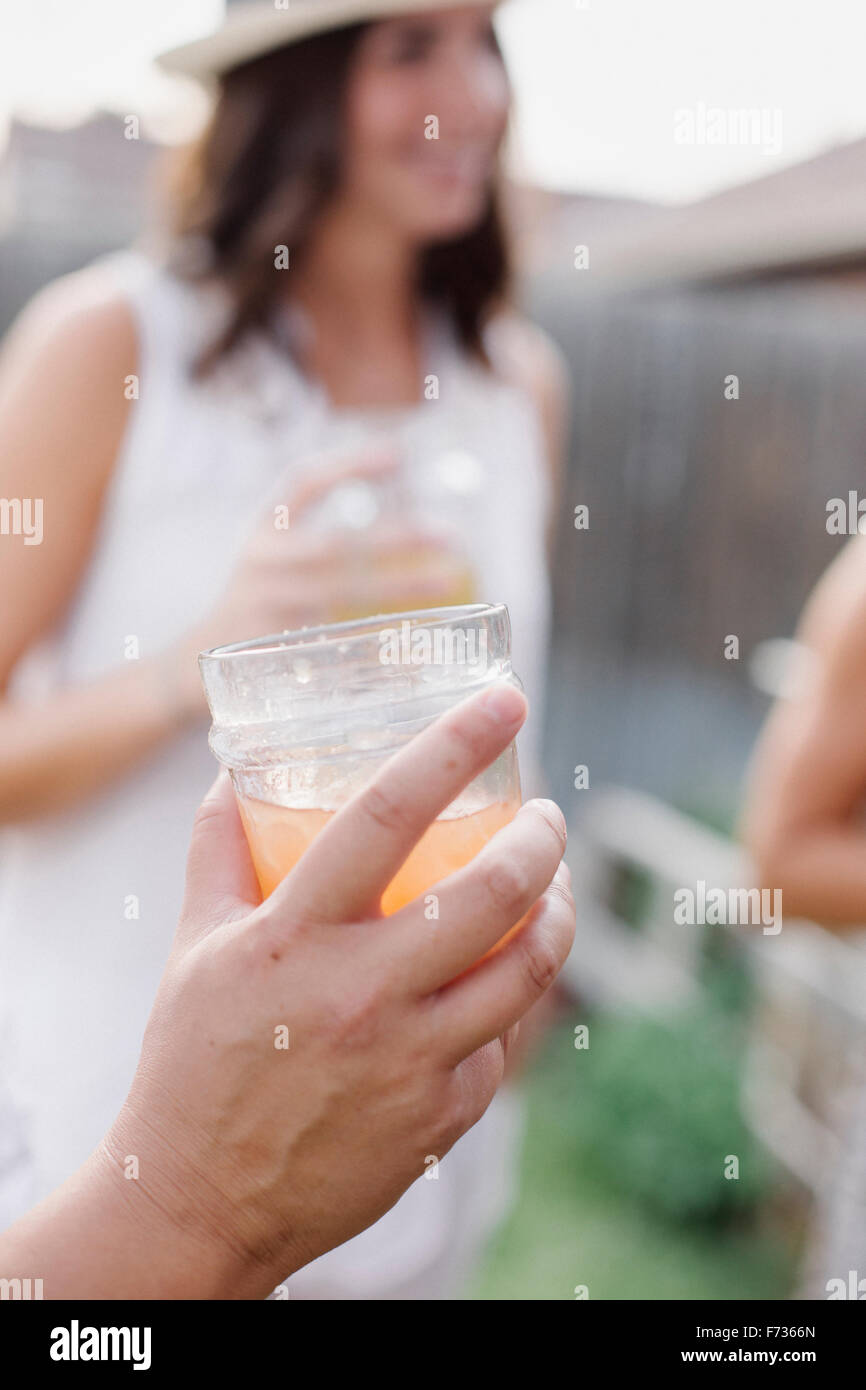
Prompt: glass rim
<box><xmin>198</xmin><ymin>603</ymin><xmax>508</xmax><ymax>667</ymax></box>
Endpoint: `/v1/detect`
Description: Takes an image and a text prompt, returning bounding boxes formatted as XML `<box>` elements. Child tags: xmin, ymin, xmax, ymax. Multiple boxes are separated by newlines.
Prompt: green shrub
<box><xmin>564</xmin><ymin>1009</ymin><xmax>769</xmax><ymax>1225</ymax></box>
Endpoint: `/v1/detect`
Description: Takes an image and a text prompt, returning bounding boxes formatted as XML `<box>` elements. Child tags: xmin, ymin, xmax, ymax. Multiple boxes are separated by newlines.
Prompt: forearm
<box><xmin>0</xmin><ymin>641</ymin><xmax>207</xmax><ymax>822</ymax></box>
<box><xmin>756</xmin><ymin>825</ymin><xmax>866</xmax><ymax>927</ymax></box>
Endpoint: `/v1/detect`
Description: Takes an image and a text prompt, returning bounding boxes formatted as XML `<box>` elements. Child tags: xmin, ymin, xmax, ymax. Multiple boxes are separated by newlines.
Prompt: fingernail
<box><xmin>479</xmin><ymin>683</ymin><xmax>526</xmax><ymax>726</ymax></box>
<box><xmin>502</xmin><ymin>1022</ymin><xmax>521</xmax><ymax>1054</ymax></box>
<box><xmin>523</xmin><ymin>798</ymin><xmax>567</xmax><ymax>839</ymax></box>
<box><xmin>205</xmin><ymin>768</ymin><xmax>230</xmax><ymax>799</ymax></box>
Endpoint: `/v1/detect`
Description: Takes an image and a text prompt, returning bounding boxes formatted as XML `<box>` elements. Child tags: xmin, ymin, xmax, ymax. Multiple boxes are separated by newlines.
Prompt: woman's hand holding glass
<box><xmin>177</xmin><ymin>448</ymin><xmax>473</xmax><ymax>712</ymax></box>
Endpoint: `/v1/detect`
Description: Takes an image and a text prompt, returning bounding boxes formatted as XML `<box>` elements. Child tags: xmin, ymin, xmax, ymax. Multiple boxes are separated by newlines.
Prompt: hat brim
<box><xmin>157</xmin><ymin>0</ymin><xmax>492</xmax><ymax>82</ymax></box>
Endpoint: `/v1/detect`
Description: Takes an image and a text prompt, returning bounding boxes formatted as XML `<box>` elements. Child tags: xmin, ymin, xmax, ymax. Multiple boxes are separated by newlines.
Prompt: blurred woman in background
<box><xmin>0</xmin><ymin>1</ymin><xmax>566</xmax><ymax>1297</ymax></box>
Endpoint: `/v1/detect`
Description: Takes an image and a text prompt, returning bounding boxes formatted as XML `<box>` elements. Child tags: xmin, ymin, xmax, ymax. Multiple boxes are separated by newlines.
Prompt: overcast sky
<box><xmin>1</xmin><ymin>0</ymin><xmax>865</xmax><ymax>204</ymax></box>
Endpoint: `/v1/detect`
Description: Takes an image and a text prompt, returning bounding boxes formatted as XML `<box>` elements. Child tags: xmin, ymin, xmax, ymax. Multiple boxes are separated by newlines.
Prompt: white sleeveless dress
<box><xmin>0</xmin><ymin>251</ymin><xmax>552</xmax><ymax>1298</ymax></box>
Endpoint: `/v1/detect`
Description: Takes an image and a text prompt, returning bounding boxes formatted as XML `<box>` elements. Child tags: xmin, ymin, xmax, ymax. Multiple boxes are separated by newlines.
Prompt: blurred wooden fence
<box><xmin>535</xmin><ymin>273</ymin><xmax>866</xmax><ymax>815</ymax></box>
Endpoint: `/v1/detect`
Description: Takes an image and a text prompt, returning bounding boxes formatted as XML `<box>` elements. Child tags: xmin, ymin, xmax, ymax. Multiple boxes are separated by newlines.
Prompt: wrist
<box><xmin>95</xmin><ymin>1103</ymin><xmax>303</xmax><ymax>1300</ymax></box>
<box><xmin>3</xmin><ymin>1136</ymin><xmax>258</xmax><ymax>1301</ymax></box>
<box><xmin>151</xmin><ymin>634</ymin><xmax>210</xmax><ymax>727</ymax></box>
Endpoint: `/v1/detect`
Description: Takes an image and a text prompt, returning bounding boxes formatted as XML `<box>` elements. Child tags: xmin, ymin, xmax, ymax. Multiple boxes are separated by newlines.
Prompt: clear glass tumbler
<box><xmin>296</xmin><ymin>436</ymin><xmax>480</xmax><ymax>623</ymax></box>
<box><xmin>199</xmin><ymin>604</ymin><xmax>522</xmax><ymax>911</ymax></box>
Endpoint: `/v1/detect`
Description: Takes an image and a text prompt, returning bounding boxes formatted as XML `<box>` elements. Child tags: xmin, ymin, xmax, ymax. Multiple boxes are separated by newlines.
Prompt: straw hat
<box><xmin>158</xmin><ymin>1</ymin><xmax>497</xmax><ymax>81</ymax></box>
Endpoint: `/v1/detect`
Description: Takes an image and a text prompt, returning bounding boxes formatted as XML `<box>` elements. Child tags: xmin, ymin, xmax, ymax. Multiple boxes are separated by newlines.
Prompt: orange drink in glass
<box><xmin>199</xmin><ymin>605</ymin><xmax>522</xmax><ymax>920</ymax></box>
<box><xmin>236</xmin><ymin>792</ymin><xmax>520</xmax><ymax>908</ymax></box>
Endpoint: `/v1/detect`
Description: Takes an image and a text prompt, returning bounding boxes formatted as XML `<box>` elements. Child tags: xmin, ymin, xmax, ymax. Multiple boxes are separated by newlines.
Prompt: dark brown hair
<box><xmin>166</xmin><ymin>22</ymin><xmax>510</xmax><ymax>375</ymax></box>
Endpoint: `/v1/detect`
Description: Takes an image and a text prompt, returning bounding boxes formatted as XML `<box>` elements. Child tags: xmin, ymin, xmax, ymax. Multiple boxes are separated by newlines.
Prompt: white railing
<box><xmin>565</xmin><ymin>784</ymin><xmax>866</xmax><ymax>1194</ymax></box>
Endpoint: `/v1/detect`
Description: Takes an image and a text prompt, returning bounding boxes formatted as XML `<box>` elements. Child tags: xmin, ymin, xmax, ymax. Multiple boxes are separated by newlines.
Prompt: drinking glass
<box><xmin>199</xmin><ymin>604</ymin><xmax>522</xmax><ymax>912</ymax></box>
<box><xmin>296</xmin><ymin>420</ymin><xmax>483</xmax><ymax>621</ymax></box>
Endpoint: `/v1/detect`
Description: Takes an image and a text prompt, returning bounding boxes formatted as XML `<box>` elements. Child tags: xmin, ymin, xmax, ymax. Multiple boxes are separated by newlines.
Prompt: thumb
<box><xmin>177</xmin><ymin>771</ymin><xmax>262</xmax><ymax>944</ymax></box>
